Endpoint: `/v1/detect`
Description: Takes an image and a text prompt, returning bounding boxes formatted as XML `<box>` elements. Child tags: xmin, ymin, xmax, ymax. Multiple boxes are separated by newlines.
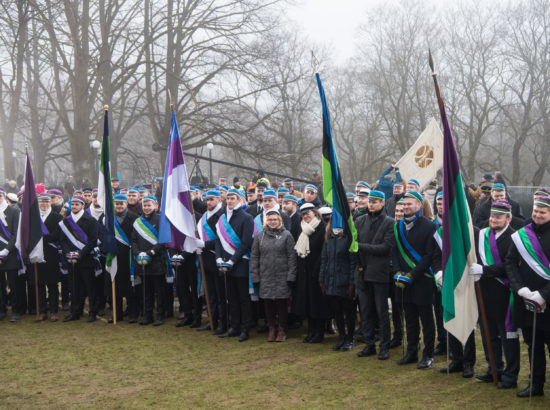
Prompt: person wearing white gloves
<box><xmin>506</xmin><ymin>195</ymin><xmax>550</xmax><ymax>398</ymax></box>
<box><xmin>0</xmin><ymin>187</ymin><xmax>22</xmax><ymax>322</ymax></box>
<box><xmin>473</xmin><ymin>199</ymin><xmax>520</xmax><ymax>389</ymax></box>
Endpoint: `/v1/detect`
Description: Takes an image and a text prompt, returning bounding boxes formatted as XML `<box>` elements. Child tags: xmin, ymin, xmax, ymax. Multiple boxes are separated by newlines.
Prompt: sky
<box><xmin>286</xmin><ymin>0</ymin><xmax>376</xmax><ymax>64</ymax></box>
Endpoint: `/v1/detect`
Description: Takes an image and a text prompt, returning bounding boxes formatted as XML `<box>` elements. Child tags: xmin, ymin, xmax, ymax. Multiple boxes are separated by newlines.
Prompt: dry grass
<box><xmin>0</xmin><ymin>312</ymin><xmax>549</xmax><ymax>409</ymax></box>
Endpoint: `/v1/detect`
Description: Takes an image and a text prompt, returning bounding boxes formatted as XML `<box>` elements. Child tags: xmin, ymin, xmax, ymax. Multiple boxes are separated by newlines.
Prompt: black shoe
<box><xmin>153</xmin><ymin>317</ymin><xmax>164</xmax><ymax>326</ymax></box>
<box><xmin>190</xmin><ymin>319</ymin><xmax>201</xmax><ymax>329</ymax></box>
<box><xmin>476</xmin><ymin>371</ymin><xmax>500</xmax><ymax>383</ymax></box>
<box><xmin>434</xmin><ymin>343</ymin><xmax>447</xmax><ymax>356</ymax></box>
<box><xmin>303</xmin><ymin>333</ymin><xmax>314</xmax><ymax>343</ymax></box>
<box><xmin>219</xmin><ymin>328</ymin><xmax>239</xmax><ymax>338</ymax></box>
<box><xmin>341</xmin><ymin>341</ymin><xmax>355</xmax><ymax>352</ymax></box>
<box><xmin>497</xmin><ymin>380</ymin><xmax>517</xmax><ymax>389</ymax></box>
<box><xmin>389</xmin><ymin>338</ymin><xmax>402</xmax><ymax>349</ymax></box>
<box><xmin>309</xmin><ymin>334</ymin><xmax>324</xmax><ymax>343</ymax></box>
<box><xmin>333</xmin><ymin>337</ymin><xmax>346</xmax><ymax>351</ymax></box>
<box><xmin>63</xmin><ymin>314</ymin><xmax>80</xmax><ymax>322</ymax></box>
<box><xmin>357</xmin><ymin>345</ymin><xmax>376</xmax><ymax>358</ymax></box>
<box><xmin>197</xmin><ymin>323</ymin><xmax>211</xmax><ymax>331</ymax></box>
<box><xmin>128</xmin><ymin>316</ymin><xmax>138</xmax><ymax>324</ymax></box>
<box><xmin>326</xmin><ymin>321</ymin><xmax>336</xmax><ymax>335</ymax></box>
<box><xmin>213</xmin><ymin>325</ymin><xmax>227</xmax><ymax>335</ymax></box>
<box><xmin>238</xmin><ymin>331</ymin><xmax>249</xmax><ymax>342</ymax></box>
<box><xmin>140</xmin><ymin>317</ymin><xmax>153</xmax><ymax>325</ymax></box>
<box><xmin>517</xmin><ymin>385</ymin><xmax>544</xmax><ymax>398</ymax></box>
<box><xmin>417</xmin><ymin>356</ymin><xmax>434</xmax><ymax>369</ymax></box>
<box><xmin>175</xmin><ymin>316</ymin><xmax>194</xmax><ymax>327</ymax></box>
<box><xmin>397</xmin><ymin>352</ymin><xmax>418</xmax><ymax>365</ymax></box>
<box><xmin>378</xmin><ymin>349</ymin><xmax>390</xmax><ymax>360</ymax></box>
<box><xmin>440</xmin><ymin>362</ymin><xmax>463</xmax><ymax>374</ymax></box>
<box><xmin>87</xmin><ymin>314</ymin><xmax>96</xmax><ymax>323</ymax></box>
<box><xmin>462</xmin><ymin>365</ymin><xmax>474</xmax><ymax>378</ymax></box>
<box><xmin>108</xmin><ymin>317</ymin><xmax>122</xmax><ymax>324</ymax></box>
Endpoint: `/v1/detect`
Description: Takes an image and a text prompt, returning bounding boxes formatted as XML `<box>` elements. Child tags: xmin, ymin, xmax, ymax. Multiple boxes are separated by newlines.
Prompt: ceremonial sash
<box><xmin>253</xmin><ymin>214</ymin><xmax>263</xmax><ymax>237</ymax></box>
<box><xmin>0</xmin><ymin>219</ymin><xmax>24</xmax><ymax>273</ymax></box>
<box><xmin>433</xmin><ymin>226</ymin><xmax>442</xmax><ymax>250</ymax></box>
<box><xmin>216</xmin><ymin>214</ymin><xmax>248</xmax><ymax>258</ymax></box>
<box><xmin>133</xmin><ymin>217</ymin><xmax>158</xmax><ymax>245</ymax></box>
<box><xmin>114</xmin><ymin>218</ymin><xmax>135</xmax><ymax>283</ymax></box>
<box><xmin>198</xmin><ymin>214</ymin><xmax>217</xmax><ymax>242</ymax></box>
<box><xmin>479</xmin><ymin>227</ymin><xmax>517</xmax><ymax>337</ymax></box>
<box><xmin>394</xmin><ymin>221</ymin><xmax>434</xmax><ymax>279</ymax></box>
<box><xmin>511</xmin><ymin>223</ymin><xmax>550</xmax><ymax>281</ymax></box>
<box><xmin>42</xmin><ymin>219</ymin><xmax>68</xmax><ymax>275</ymax></box>
<box><xmin>59</xmin><ymin>215</ymin><xmax>102</xmax><ymax>277</ymax></box>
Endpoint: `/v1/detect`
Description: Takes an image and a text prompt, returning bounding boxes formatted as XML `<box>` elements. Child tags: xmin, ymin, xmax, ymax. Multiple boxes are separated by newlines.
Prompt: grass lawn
<box><xmin>1</xmin><ymin>312</ymin><xmax>549</xmax><ymax>409</ymax></box>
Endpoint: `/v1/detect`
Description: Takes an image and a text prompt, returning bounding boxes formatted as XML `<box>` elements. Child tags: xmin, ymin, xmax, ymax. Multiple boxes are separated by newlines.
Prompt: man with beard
<box><xmin>126</xmin><ymin>188</ymin><xmax>142</xmax><ymax>215</ymax></box>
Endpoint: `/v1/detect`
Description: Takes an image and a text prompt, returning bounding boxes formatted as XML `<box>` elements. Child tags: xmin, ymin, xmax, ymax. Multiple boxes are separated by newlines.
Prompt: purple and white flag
<box><xmin>158</xmin><ymin>110</ymin><xmax>201</xmax><ymax>252</ymax></box>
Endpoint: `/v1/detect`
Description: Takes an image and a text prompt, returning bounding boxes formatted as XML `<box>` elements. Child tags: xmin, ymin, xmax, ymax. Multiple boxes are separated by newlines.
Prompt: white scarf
<box><xmin>0</xmin><ymin>200</ymin><xmax>7</xmax><ymax>226</ymax></box>
<box><xmin>295</xmin><ymin>217</ymin><xmax>321</xmax><ymax>258</ymax></box>
<box><xmin>40</xmin><ymin>207</ymin><xmax>52</xmax><ymax>222</ymax></box>
<box><xmin>72</xmin><ymin>209</ymin><xmax>85</xmax><ymax>223</ymax></box>
<box><xmin>226</xmin><ymin>203</ymin><xmax>241</xmax><ymax>221</ymax></box>
<box><xmin>207</xmin><ymin>202</ymin><xmax>222</xmax><ymax>219</ymax></box>
<box><xmin>90</xmin><ymin>205</ymin><xmax>103</xmax><ymax>221</ymax></box>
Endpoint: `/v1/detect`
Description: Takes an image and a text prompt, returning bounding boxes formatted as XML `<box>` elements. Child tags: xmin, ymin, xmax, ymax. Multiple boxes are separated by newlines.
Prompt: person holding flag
<box><xmin>506</xmin><ymin>195</ymin><xmax>550</xmax><ymax>398</ymax></box>
<box><xmin>392</xmin><ymin>191</ymin><xmax>437</xmax><ymax>369</ymax></box>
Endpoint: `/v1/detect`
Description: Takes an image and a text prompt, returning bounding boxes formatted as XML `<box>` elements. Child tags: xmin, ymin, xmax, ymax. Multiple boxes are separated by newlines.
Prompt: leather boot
<box><xmin>275</xmin><ymin>326</ymin><xmax>286</xmax><ymax>342</ymax></box>
<box><xmin>267</xmin><ymin>327</ymin><xmax>276</xmax><ymax>342</ymax></box>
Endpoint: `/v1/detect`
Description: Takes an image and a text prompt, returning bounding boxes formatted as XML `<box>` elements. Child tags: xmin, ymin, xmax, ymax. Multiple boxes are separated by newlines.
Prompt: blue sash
<box><xmin>114</xmin><ymin>218</ymin><xmax>135</xmax><ymax>284</ymax></box>
<box><xmin>397</xmin><ymin>220</ymin><xmax>434</xmax><ymax>278</ymax></box>
<box><xmin>135</xmin><ymin>217</ymin><xmax>173</xmax><ymax>283</ymax></box>
<box><xmin>253</xmin><ymin>214</ymin><xmax>263</xmax><ymax>237</ymax></box>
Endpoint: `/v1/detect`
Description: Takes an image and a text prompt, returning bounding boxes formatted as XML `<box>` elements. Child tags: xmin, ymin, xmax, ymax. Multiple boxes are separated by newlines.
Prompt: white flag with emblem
<box><xmin>394</xmin><ymin>118</ymin><xmax>444</xmax><ymax>189</ymax></box>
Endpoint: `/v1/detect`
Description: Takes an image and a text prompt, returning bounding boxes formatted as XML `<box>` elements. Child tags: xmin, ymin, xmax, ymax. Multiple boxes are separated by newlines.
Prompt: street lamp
<box><xmin>206</xmin><ymin>143</ymin><xmax>214</xmax><ymax>186</ymax></box>
<box><xmin>91</xmin><ymin>140</ymin><xmax>101</xmax><ymax>175</ymax></box>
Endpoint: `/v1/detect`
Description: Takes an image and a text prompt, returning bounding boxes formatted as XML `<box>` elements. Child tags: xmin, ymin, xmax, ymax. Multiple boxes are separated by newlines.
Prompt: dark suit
<box><xmin>0</xmin><ymin>204</ymin><xmax>22</xmax><ymax>315</ymax></box>
<box><xmin>59</xmin><ymin>211</ymin><xmax>99</xmax><ymax>317</ymax></box>
<box><xmin>37</xmin><ymin>211</ymin><xmax>63</xmax><ymax>314</ymax></box>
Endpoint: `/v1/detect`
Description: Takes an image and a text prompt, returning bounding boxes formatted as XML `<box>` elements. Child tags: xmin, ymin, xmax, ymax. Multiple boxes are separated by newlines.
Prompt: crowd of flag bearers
<box><xmin>2</xmin><ymin>71</ymin><xmax>550</xmax><ymax>402</ymax></box>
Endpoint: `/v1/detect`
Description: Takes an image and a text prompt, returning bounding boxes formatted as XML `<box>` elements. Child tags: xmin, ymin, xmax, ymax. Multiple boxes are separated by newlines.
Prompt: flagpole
<box><xmin>428</xmin><ymin>50</ymin><xmax>497</xmax><ymax>385</ymax></box>
<box><xmin>169</xmin><ymin>98</ymin><xmax>213</xmax><ymax>330</ymax></box>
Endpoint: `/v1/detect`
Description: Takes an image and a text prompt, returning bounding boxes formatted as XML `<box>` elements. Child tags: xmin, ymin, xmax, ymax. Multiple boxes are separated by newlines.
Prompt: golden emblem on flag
<box><xmin>414</xmin><ymin>145</ymin><xmax>434</xmax><ymax>168</ymax></box>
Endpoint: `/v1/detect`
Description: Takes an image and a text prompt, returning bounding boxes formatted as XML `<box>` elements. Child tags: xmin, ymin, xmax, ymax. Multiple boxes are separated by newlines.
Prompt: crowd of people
<box><xmin>1</xmin><ymin>166</ymin><xmax>549</xmax><ymax>400</ymax></box>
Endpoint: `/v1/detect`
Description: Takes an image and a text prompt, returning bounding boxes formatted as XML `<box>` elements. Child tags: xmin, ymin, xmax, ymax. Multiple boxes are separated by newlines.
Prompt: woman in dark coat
<box><xmin>292</xmin><ymin>203</ymin><xmax>327</xmax><ymax>343</ymax></box>
<box><xmin>319</xmin><ymin>218</ymin><xmax>357</xmax><ymax>351</ymax></box>
<box><xmin>250</xmin><ymin>210</ymin><xmax>297</xmax><ymax>342</ymax></box>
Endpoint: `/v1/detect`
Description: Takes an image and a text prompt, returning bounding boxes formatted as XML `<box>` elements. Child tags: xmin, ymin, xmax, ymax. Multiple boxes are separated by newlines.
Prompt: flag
<box><xmin>158</xmin><ymin>110</ymin><xmax>201</xmax><ymax>252</ymax></box>
<box><xmin>439</xmin><ymin>97</ymin><xmax>478</xmax><ymax>345</ymax></box>
<box><xmin>316</xmin><ymin>73</ymin><xmax>358</xmax><ymax>252</ymax></box>
<box><xmin>394</xmin><ymin>118</ymin><xmax>444</xmax><ymax>189</ymax></box>
<box><xmin>16</xmin><ymin>151</ymin><xmax>44</xmax><ymax>264</ymax></box>
<box><xmin>97</xmin><ymin>107</ymin><xmax>118</xmax><ymax>280</ymax></box>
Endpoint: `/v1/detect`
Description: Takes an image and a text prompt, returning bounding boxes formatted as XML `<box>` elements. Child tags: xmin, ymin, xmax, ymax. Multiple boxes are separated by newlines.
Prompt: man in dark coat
<box><xmin>215</xmin><ymin>188</ymin><xmax>254</xmax><ymax>342</ymax></box>
<box><xmin>473</xmin><ymin>183</ymin><xmax>523</xmax><ymax>228</ymax></box>
<box><xmin>59</xmin><ymin>195</ymin><xmax>99</xmax><ymax>323</ymax></box>
<box><xmin>506</xmin><ymin>195</ymin><xmax>550</xmax><ymax>398</ymax></box>
<box><xmin>392</xmin><ymin>191</ymin><xmax>437</xmax><ymax>369</ymax></box>
<box><xmin>246</xmin><ymin>186</ymin><xmax>260</xmax><ymax>218</ymax></box>
<box><xmin>282</xmin><ymin>195</ymin><xmax>301</xmax><ymax>242</ymax></box>
<box><xmin>195</xmin><ymin>190</ymin><xmax>226</xmax><ymax>334</ymax></box>
<box><xmin>0</xmin><ymin>188</ymin><xmax>22</xmax><ymax>321</ymax></box>
<box><xmin>468</xmin><ymin>200</ymin><xmax>520</xmax><ymax>389</ymax></box>
<box><xmin>385</xmin><ymin>183</ymin><xmax>404</xmax><ymax>218</ymax></box>
<box><xmin>251</xmin><ymin>190</ymin><xmax>291</xmax><ymax>233</ymax></box>
<box><xmin>355</xmin><ymin>190</ymin><xmax>394</xmax><ymax>360</ymax></box>
<box><xmin>353</xmin><ymin>190</ymin><xmax>369</xmax><ymax>221</ymax></box>
<box><xmin>37</xmin><ymin>194</ymin><xmax>63</xmax><ymax>322</ymax></box>
<box><xmin>126</xmin><ymin>188</ymin><xmax>142</xmax><ymax>216</ymax></box>
<box><xmin>131</xmin><ymin>196</ymin><xmax>166</xmax><ymax>326</ymax></box>
<box><xmin>109</xmin><ymin>194</ymin><xmax>139</xmax><ymax>323</ymax></box>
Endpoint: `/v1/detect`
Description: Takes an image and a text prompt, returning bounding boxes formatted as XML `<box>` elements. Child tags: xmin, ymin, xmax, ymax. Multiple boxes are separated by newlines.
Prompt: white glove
<box><xmin>435</xmin><ymin>270</ymin><xmax>443</xmax><ymax>287</ymax></box>
<box><xmin>0</xmin><ymin>249</ymin><xmax>9</xmax><ymax>257</ymax></box>
<box><xmin>195</xmin><ymin>239</ymin><xmax>205</xmax><ymax>249</ymax></box>
<box><xmin>517</xmin><ymin>287</ymin><xmax>532</xmax><ymax>298</ymax></box>
<box><xmin>216</xmin><ymin>258</ymin><xmax>223</xmax><ymax>266</ymax></box>
<box><xmin>469</xmin><ymin>263</ymin><xmax>483</xmax><ymax>275</ymax></box>
<box><xmin>226</xmin><ymin>260</ymin><xmax>234</xmax><ymax>268</ymax></box>
<box><xmin>196</xmin><ymin>248</ymin><xmax>203</xmax><ymax>255</ymax></box>
<box><xmin>531</xmin><ymin>291</ymin><xmax>546</xmax><ymax>306</ymax></box>
<box><xmin>138</xmin><ymin>252</ymin><xmax>147</xmax><ymax>258</ymax></box>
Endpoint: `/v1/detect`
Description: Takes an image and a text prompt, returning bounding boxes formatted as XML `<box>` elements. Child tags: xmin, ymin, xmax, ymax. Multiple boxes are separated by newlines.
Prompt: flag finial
<box><xmin>104</xmin><ymin>105</ymin><xmax>109</xmax><ymax>111</ymax></box>
<box><xmin>428</xmin><ymin>49</ymin><xmax>436</xmax><ymax>77</ymax></box>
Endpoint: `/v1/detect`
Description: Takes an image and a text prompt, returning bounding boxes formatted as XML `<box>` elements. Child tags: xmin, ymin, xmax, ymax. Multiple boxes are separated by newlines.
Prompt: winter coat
<box><xmin>38</xmin><ymin>211</ymin><xmax>63</xmax><ymax>280</ymax></box>
<box><xmin>250</xmin><ymin>226</ymin><xmax>297</xmax><ymax>299</ymax></box>
<box><xmin>59</xmin><ymin>212</ymin><xmax>99</xmax><ymax>270</ymax></box>
<box><xmin>355</xmin><ymin>209</ymin><xmax>394</xmax><ymax>283</ymax></box>
<box><xmin>113</xmin><ymin>210</ymin><xmax>138</xmax><ymax>295</ymax></box>
<box><xmin>319</xmin><ymin>233</ymin><xmax>356</xmax><ymax>297</ymax></box>
<box><xmin>131</xmin><ymin>213</ymin><xmax>166</xmax><ymax>276</ymax></box>
<box><xmin>0</xmin><ymin>204</ymin><xmax>20</xmax><ymax>271</ymax></box>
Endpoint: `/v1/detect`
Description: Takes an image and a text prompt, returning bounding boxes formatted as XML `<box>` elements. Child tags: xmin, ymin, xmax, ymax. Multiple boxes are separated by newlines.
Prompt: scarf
<box><xmin>72</xmin><ymin>209</ymin><xmax>85</xmax><ymax>223</ymax></box>
<box><xmin>40</xmin><ymin>207</ymin><xmax>52</xmax><ymax>222</ymax></box>
<box><xmin>404</xmin><ymin>210</ymin><xmax>421</xmax><ymax>231</ymax></box>
<box><xmin>206</xmin><ymin>202</ymin><xmax>222</xmax><ymax>219</ymax></box>
<box><xmin>115</xmin><ymin>209</ymin><xmax>127</xmax><ymax>225</ymax></box>
<box><xmin>0</xmin><ymin>200</ymin><xmax>7</xmax><ymax>226</ymax></box>
<box><xmin>295</xmin><ymin>217</ymin><xmax>321</xmax><ymax>258</ymax></box>
<box><xmin>226</xmin><ymin>203</ymin><xmax>241</xmax><ymax>221</ymax></box>
<box><xmin>90</xmin><ymin>205</ymin><xmax>103</xmax><ymax>221</ymax></box>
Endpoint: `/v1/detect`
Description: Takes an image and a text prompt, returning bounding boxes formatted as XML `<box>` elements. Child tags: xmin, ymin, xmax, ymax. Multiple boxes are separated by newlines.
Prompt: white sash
<box><xmin>58</xmin><ymin>221</ymin><xmax>85</xmax><ymax>250</ymax></box>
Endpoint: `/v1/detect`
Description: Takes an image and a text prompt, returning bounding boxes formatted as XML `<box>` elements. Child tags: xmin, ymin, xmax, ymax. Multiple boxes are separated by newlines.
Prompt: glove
<box><xmin>138</xmin><ymin>252</ymin><xmax>147</xmax><ymax>258</ymax></box>
<box><xmin>394</xmin><ymin>272</ymin><xmax>412</xmax><ymax>289</ymax></box>
<box><xmin>0</xmin><ymin>249</ymin><xmax>9</xmax><ymax>257</ymax></box>
<box><xmin>469</xmin><ymin>263</ymin><xmax>483</xmax><ymax>275</ymax></box>
<box><xmin>216</xmin><ymin>258</ymin><xmax>223</xmax><ymax>267</ymax></box>
<box><xmin>225</xmin><ymin>260</ymin><xmax>234</xmax><ymax>268</ymax></box>
<box><xmin>435</xmin><ymin>270</ymin><xmax>443</xmax><ymax>287</ymax></box>
<box><xmin>319</xmin><ymin>281</ymin><xmax>327</xmax><ymax>295</ymax></box>
<box><xmin>196</xmin><ymin>248</ymin><xmax>203</xmax><ymax>255</ymax></box>
<box><xmin>531</xmin><ymin>291</ymin><xmax>546</xmax><ymax>306</ymax></box>
<box><xmin>517</xmin><ymin>287</ymin><xmax>531</xmax><ymax>298</ymax></box>
<box><xmin>195</xmin><ymin>239</ymin><xmax>205</xmax><ymax>249</ymax></box>
<box><xmin>347</xmin><ymin>284</ymin><xmax>355</xmax><ymax>300</ymax></box>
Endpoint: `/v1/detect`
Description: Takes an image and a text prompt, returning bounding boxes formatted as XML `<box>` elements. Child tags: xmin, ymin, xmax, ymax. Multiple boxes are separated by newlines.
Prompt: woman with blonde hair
<box><xmin>250</xmin><ymin>210</ymin><xmax>297</xmax><ymax>342</ymax></box>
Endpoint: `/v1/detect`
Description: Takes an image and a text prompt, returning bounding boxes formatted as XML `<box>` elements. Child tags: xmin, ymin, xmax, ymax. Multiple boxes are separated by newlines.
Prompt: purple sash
<box><xmin>65</xmin><ymin>214</ymin><xmax>89</xmax><ymax>244</ymax></box>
